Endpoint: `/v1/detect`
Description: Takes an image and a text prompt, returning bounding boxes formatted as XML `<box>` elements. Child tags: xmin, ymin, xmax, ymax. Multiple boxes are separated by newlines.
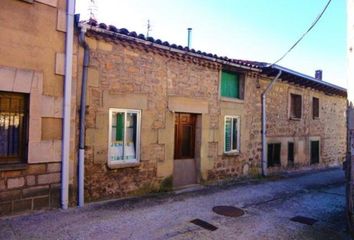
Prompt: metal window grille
<box><xmin>0</xmin><ymin>92</ymin><xmax>28</xmax><ymax>164</ymax></box>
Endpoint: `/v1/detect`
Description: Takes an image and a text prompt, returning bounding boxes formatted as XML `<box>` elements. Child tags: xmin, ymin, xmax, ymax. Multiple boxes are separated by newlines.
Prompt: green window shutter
<box><xmin>116</xmin><ymin>113</ymin><xmax>124</xmax><ymax>141</ymax></box>
<box><xmin>225</xmin><ymin>118</ymin><xmax>232</xmax><ymax>152</ymax></box>
<box><xmin>221</xmin><ymin>71</ymin><xmax>239</xmax><ymax>98</ymax></box>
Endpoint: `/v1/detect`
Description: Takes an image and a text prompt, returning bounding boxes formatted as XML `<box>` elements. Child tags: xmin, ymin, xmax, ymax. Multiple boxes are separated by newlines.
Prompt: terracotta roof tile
<box><xmin>81</xmin><ymin>20</ymin><xmax>261</xmax><ymax>69</ymax></box>
<box><xmin>79</xmin><ymin>19</ymin><xmax>347</xmax><ymax>96</ymax></box>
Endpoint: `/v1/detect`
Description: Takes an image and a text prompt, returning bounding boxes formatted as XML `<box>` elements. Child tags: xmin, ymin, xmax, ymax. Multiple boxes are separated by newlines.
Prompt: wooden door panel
<box><xmin>174</xmin><ymin>113</ymin><xmax>196</xmax><ymax>159</ymax></box>
<box><xmin>173</xmin><ymin>113</ymin><xmax>197</xmax><ymax>187</ymax></box>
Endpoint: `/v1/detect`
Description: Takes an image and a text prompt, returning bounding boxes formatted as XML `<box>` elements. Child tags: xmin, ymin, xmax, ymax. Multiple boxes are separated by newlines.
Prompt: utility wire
<box><xmin>270</xmin><ymin>0</ymin><xmax>332</xmax><ymax>66</ymax></box>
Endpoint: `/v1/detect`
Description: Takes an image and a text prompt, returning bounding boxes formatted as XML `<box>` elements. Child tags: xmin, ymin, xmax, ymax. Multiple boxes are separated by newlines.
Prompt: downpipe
<box><xmin>261</xmin><ymin>70</ymin><xmax>282</xmax><ymax>177</ymax></box>
<box><xmin>78</xmin><ymin>27</ymin><xmax>90</xmax><ymax>207</ymax></box>
<box><xmin>61</xmin><ymin>0</ymin><xmax>75</xmax><ymax>210</ymax></box>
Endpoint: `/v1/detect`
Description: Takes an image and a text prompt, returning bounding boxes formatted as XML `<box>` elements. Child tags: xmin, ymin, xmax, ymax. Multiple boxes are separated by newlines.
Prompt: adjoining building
<box><xmin>0</xmin><ymin>0</ymin><xmax>77</xmax><ymax>215</ymax></box>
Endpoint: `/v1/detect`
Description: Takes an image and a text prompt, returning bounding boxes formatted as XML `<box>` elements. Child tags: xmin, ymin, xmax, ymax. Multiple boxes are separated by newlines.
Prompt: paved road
<box><xmin>0</xmin><ymin>168</ymin><xmax>350</xmax><ymax>240</ymax></box>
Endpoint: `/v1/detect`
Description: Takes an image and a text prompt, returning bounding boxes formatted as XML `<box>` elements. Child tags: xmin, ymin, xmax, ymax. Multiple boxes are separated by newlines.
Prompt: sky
<box><xmin>76</xmin><ymin>0</ymin><xmax>347</xmax><ymax>88</ymax></box>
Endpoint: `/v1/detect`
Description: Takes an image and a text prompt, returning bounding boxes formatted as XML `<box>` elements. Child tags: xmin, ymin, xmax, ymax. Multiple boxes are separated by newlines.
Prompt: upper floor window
<box><xmin>290</xmin><ymin>93</ymin><xmax>302</xmax><ymax>119</ymax></box>
<box><xmin>220</xmin><ymin>71</ymin><xmax>244</xmax><ymax>99</ymax></box>
<box><xmin>312</xmin><ymin>97</ymin><xmax>319</xmax><ymax>119</ymax></box>
<box><xmin>0</xmin><ymin>92</ymin><xmax>28</xmax><ymax>165</ymax></box>
<box><xmin>108</xmin><ymin>109</ymin><xmax>141</xmax><ymax>165</ymax></box>
<box><xmin>224</xmin><ymin>116</ymin><xmax>240</xmax><ymax>153</ymax></box>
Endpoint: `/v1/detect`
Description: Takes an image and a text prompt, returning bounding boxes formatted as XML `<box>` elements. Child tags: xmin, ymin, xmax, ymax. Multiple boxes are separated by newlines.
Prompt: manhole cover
<box><xmin>212</xmin><ymin>206</ymin><xmax>245</xmax><ymax>217</ymax></box>
<box><xmin>290</xmin><ymin>216</ymin><xmax>318</xmax><ymax>225</ymax></box>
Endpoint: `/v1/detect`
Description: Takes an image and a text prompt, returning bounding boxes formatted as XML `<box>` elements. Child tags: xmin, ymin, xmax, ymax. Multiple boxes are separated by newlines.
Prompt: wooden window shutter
<box><xmin>290</xmin><ymin>94</ymin><xmax>302</xmax><ymax>119</ymax></box>
<box><xmin>239</xmin><ymin>74</ymin><xmax>245</xmax><ymax>100</ymax></box>
<box><xmin>312</xmin><ymin>97</ymin><xmax>319</xmax><ymax>119</ymax></box>
<box><xmin>116</xmin><ymin>113</ymin><xmax>124</xmax><ymax>141</ymax></box>
<box><xmin>221</xmin><ymin>71</ymin><xmax>239</xmax><ymax>98</ymax></box>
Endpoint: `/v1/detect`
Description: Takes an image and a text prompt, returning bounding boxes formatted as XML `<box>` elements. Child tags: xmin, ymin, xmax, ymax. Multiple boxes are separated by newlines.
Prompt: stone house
<box><xmin>0</xmin><ymin>1</ymin><xmax>347</xmax><ymax>216</ymax></box>
<box><xmin>77</xmin><ymin>20</ymin><xmax>347</xmax><ymax>202</ymax></box>
<box><xmin>0</xmin><ymin>0</ymin><xmax>77</xmax><ymax>216</ymax></box>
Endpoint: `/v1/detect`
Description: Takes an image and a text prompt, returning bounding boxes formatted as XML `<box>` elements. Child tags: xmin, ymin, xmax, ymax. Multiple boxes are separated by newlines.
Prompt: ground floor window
<box><xmin>0</xmin><ymin>92</ymin><xmax>28</xmax><ymax>165</ymax></box>
<box><xmin>108</xmin><ymin>108</ymin><xmax>141</xmax><ymax>164</ymax></box>
<box><xmin>267</xmin><ymin>143</ymin><xmax>281</xmax><ymax>167</ymax></box>
<box><xmin>224</xmin><ymin>116</ymin><xmax>240</xmax><ymax>153</ymax></box>
<box><xmin>310</xmin><ymin>140</ymin><xmax>320</xmax><ymax>164</ymax></box>
<box><xmin>288</xmin><ymin>142</ymin><xmax>294</xmax><ymax>165</ymax></box>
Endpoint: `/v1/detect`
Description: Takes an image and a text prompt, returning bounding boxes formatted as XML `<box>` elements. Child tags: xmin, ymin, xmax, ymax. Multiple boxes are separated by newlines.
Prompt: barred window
<box><xmin>0</xmin><ymin>92</ymin><xmax>28</xmax><ymax>164</ymax></box>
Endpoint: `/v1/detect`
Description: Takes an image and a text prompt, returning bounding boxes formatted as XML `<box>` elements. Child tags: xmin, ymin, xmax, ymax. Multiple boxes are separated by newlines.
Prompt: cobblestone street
<box><xmin>0</xmin><ymin>168</ymin><xmax>350</xmax><ymax>240</ymax></box>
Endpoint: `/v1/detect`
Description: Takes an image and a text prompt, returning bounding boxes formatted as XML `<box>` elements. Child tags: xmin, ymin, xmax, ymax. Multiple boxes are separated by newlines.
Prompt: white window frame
<box><xmin>224</xmin><ymin>115</ymin><xmax>240</xmax><ymax>154</ymax></box>
<box><xmin>108</xmin><ymin>108</ymin><xmax>141</xmax><ymax>165</ymax></box>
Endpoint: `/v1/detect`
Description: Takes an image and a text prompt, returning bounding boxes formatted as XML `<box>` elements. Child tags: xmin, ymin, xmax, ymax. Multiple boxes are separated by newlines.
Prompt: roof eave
<box><xmin>78</xmin><ymin>22</ymin><xmax>261</xmax><ymax>72</ymax></box>
<box><xmin>261</xmin><ymin>64</ymin><xmax>347</xmax><ymax>97</ymax></box>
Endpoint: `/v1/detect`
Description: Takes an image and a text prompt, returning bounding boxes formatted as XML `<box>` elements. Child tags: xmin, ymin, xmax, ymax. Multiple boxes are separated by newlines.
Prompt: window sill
<box><xmin>223</xmin><ymin>151</ymin><xmax>240</xmax><ymax>156</ymax></box>
<box><xmin>107</xmin><ymin>162</ymin><xmax>140</xmax><ymax>169</ymax></box>
<box><xmin>313</xmin><ymin>117</ymin><xmax>320</xmax><ymax>120</ymax></box>
<box><xmin>220</xmin><ymin>97</ymin><xmax>244</xmax><ymax>104</ymax></box>
<box><xmin>289</xmin><ymin>117</ymin><xmax>301</xmax><ymax>121</ymax></box>
<box><xmin>0</xmin><ymin>163</ymin><xmax>28</xmax><ymax>171</ymax></box>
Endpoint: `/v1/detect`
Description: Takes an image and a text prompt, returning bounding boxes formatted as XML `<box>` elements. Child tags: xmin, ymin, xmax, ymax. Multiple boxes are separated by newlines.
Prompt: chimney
<box><xmin>187</xmin><ymin>28</ymin><xmax>192</xmax><ymax>48</ymax></box>
<box><xmin>315</xmin><ymin>70</ymin><xmax>322</xmax><ymax>80</ymax></box>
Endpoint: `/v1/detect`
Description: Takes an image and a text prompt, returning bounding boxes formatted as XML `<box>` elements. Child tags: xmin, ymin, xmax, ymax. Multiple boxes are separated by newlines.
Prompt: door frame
<box><xmin>173</xmin><ymin>112</ymin><xmax>201</xmax><ymax>188</ymax></box>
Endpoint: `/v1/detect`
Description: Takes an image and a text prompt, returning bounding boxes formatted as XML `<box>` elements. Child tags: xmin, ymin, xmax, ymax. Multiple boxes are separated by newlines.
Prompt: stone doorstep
<box><xmin>174</xmin><ymin>184</ymin><xmax>205</xmax><ymax>194</ymax></box>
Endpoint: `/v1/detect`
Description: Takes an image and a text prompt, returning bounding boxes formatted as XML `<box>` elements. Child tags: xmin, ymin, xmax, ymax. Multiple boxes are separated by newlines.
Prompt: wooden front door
<box><xmin>173</xmin><ymin>113</ymin><xmax>197</xmax><ymax>187</ymax></box>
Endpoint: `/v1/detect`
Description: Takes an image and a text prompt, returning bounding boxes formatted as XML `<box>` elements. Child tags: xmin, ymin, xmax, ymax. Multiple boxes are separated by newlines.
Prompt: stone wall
<box><xmin>0</xmin><ymin>0</ymin><xmax>77</xmax><ymax>216</ymax></box>
<box><xmin>0</xmin><ymin>163</ymin><xmax>61</xmax><ymax>215</ymax></box>
<box><xmin>265</xmin><ymin>79</ymin><xmax>347</xmax><ymax>170</ymax></box>
<box><xmin>208</xmin><ymin>72</ymin><xmax>261</xmax><ymax>180</ymax></box>
<box><xmin>83</xmin><ymin>33</ymin><xmax>221</xmax><ymax>201</ymax></box>
<box><xmin>208</xmin><ymin>77</ymin><xmax>347</xmax><ymax>179</ymax></box>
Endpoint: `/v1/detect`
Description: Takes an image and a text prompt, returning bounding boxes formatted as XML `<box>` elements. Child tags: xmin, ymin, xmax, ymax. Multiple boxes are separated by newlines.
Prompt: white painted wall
<box><xmin>348</xmin><ymin>0</ymin><xmax>354</xmax><ymax>103</ymax></box>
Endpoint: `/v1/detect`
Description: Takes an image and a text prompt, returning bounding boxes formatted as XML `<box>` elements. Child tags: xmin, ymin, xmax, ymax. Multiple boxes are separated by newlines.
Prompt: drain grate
<box><xmin>290</xmin><ymin>216</ymin><xmax>318</xmax><ymax>225</ymax></box>
<box><xmin>190</xmin><ymin>218</ymin><xmax>218</xmax><ymax>231</ymax></box>
<box><xmin>212</xmin><ymin>206</ymin><xmax>245</xmax><ymax>217</ymax></box>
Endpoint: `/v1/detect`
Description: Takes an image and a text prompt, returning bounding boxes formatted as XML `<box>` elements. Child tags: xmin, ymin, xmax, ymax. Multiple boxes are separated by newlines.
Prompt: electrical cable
<box><xmin>270</xmin><ymin>0</ymin><xmax>332</xmax><ymax>67</ymax></box>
